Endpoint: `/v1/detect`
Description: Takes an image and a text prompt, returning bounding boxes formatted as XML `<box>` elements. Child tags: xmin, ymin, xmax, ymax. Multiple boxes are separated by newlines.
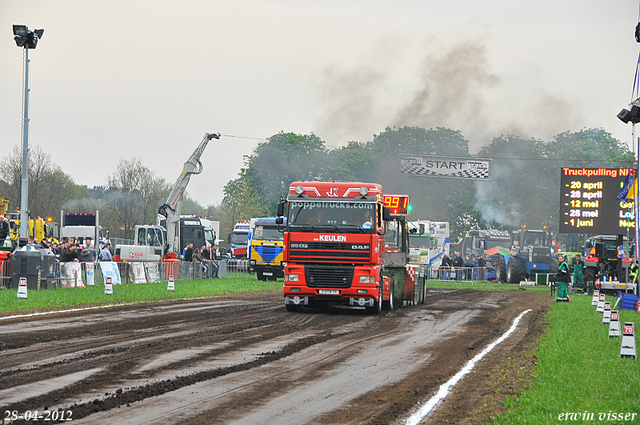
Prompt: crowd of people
<box><xmin>438</xmin><ymin>251</ymin><xmax>486</xmax><ymax>281</ymax></box>
<box><xmin>182</xmin><ymin>242</ymin><xmax>220</xmax><ymax>278</ymax></box>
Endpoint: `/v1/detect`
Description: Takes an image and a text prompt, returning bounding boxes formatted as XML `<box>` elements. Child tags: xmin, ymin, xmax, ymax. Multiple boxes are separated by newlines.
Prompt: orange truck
<box><xmin>276</xmin><ymin>181</ymin><xmax>425</xmax><ymax>313</ymax></box>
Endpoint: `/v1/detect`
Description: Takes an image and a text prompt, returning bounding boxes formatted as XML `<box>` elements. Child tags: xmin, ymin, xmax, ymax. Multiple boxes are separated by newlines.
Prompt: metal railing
<box><xmin>427</xmin><ymin>266</ymin><xmax>487</xmax><ymax>282</ymax></box>
<box><xmin>0</xmin><ymin>258</ymin><xmax>257</xmax><ymax>289</ymax></box>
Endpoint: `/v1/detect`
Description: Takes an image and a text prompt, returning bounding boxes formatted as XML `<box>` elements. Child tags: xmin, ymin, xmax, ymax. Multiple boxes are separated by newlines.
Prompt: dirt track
<box><xmin>0</xmin><ymin>288</ymin><xmax>551</xmax><ymax>424</ymax></box>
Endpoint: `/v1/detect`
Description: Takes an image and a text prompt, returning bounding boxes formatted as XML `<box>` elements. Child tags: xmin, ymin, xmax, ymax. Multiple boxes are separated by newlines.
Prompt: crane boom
<box><xmin>158</xmin><ymin>132</ymin><xmax>220</xmax><ymax>256</ymax></box>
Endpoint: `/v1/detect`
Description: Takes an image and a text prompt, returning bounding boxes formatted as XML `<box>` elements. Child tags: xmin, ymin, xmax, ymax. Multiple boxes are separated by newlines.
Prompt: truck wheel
<box><xmin>506</xmin><ymin>258</ymin><xmax>526</xmax><ymax>284</ymax></box>
<box><xmin>495</xmin><ymin>255</ymin><xmax>506</xmax><ymax>283</ymax></box>
<box><xmin>368</xmin><ymin>285</ymin><xmax>382</xmax><ymax>315</ymax></box>
<box><xmin>257</xmin><ymin>271</ymin><xmax>264</xmax><ymax>281</ymax></box>
<box><xmin>584</xmin><ymin>268</ymin><xmax>596</xmax><ymax>286</ymax></box>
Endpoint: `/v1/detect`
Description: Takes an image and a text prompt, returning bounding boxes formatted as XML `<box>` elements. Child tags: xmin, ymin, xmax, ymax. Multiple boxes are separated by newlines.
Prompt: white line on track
<box><xmin>404</xmin><ymin>309</ymin><xmax>532</xmax><ymax>425</ymax></box>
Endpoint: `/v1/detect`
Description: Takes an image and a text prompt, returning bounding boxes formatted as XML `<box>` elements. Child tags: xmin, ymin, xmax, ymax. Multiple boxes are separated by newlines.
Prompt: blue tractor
<box><xmin>503</xmin><ymin>227</ymin><xmax>558</xmax><ymax>283</ymax></box>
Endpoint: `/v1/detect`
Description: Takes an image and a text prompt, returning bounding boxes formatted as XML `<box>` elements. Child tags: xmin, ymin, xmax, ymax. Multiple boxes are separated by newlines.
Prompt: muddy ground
<box><xmin>0</xmin><ymin>287</ymin><xmax>551</xmax><ymax>424</ymax></box>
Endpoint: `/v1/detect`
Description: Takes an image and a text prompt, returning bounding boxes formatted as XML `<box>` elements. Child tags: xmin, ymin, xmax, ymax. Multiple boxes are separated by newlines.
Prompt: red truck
<box><xmin>276</xmin><ymin>181</ymin><xmax>424</xmax><ymax>313</ymax></box>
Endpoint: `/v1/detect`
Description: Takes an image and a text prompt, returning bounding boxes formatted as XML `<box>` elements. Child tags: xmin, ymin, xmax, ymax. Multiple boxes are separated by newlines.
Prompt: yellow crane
<box><xmin>0</xmin><ymin>194</ymin><xmax>8</xmax><ymax>215</ymax></box>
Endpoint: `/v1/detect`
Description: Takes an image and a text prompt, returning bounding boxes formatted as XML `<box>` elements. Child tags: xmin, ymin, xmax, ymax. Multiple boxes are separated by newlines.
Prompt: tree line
<box><xmin>0</xmin><ymin>126</ymin><xmax>633</xmax><ymax>244</ymax></box>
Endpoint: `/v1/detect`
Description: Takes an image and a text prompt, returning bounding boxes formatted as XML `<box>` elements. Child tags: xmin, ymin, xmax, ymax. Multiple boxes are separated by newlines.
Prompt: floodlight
<box><xmin>618</xmin><ymin>104</ymin><xmax>640</xmax><ymax>124</ymax></box>
<box><xmin>12</xmin><ymin>25</ymin><xmax>44</xmax><ymax>49</ymax></box>
<box><xmin>13</xmin><ymin>25</ymin><xmax>27</xmax><ymax>36</ymax></box>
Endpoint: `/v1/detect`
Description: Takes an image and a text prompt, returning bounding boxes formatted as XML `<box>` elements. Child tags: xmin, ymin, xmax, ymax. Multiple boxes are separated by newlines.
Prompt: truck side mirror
<box><xmin>276</xmin><ymin>200</ymin><xmax>286</xmax><ymax>217</ymax></box>
<box><xmin>419</xmin><ymin>224</ymin><xmax>425</xmax><ymax>234</ymax></box>
<box><xmin>382</xmin><ymin>206</ymin><xmax>391</xmax><ymax>221</ymax></box>
<box><xmin>275</xmin><ymin>217</ymin><xmax>283</xmax><ymax>224</ymax></box>
<box><xmin>227</xmin><ymin>233</ymin><xmax>231</xmax><ymax>243</ymax></box>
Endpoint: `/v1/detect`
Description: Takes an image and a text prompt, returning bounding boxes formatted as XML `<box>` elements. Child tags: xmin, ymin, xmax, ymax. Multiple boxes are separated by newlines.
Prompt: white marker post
<box><xmin>104</xmin><ymin>277</ymin><xmax>113</xmax><ymax>295</ymax></box>
<box><xmin>17</xmin><ymin>277</ymin><xmax>28</xmax><ymax>299</ymax></box>
<box><xmin>596</xmin><ymin>293</ymin><xmax>605</xmax><ymax>313</ymax></box>
<box><xmin>602</xmin><ymin>302</ymin><xmax>611</xmax><ymax>324</ymax></box>
<box><xmin>609</xmin><ymin>310</ymin><xmax>621</xmax><ymax>338</ymax></box>
<box><xmin>620</xmin><ymin>322</ymin><xmax>637</xmax><ymax>359</ymax></box>
<box><xmin>167</xmin><ymin>275</ymin><xmax>175</xmax><ymax>291</ymax></box>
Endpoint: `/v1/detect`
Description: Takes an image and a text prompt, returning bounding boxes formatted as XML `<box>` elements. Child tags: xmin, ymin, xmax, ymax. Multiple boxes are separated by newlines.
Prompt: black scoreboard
<box><xmin>559</xmin><ymin>167</ymin><xmax>634</xmax><ymax>234</ymax></box>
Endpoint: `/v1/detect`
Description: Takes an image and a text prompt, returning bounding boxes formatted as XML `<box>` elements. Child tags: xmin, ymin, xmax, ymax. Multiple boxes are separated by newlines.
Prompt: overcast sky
<box><xmin>1</xmin><ymin>1</ymin><xmax>639</xmax><ymax>206</ymax></box>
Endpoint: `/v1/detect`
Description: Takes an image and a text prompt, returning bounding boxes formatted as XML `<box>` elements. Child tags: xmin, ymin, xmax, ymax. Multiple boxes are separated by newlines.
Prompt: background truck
<box><xmin>504</xmin><ymin>226</ymin><xmax>558</xmax><ymax>283</ymax></box>
<box><xmin>229</xmin><ymin>220</ymin><xmax>252</xmax><ymax>258</ymax></box>
<box><xmin>460</xmin><ymin>229</ymin><xmax>512</xmax><ymax>281</ymax></box>
<box><xmin>115</xmin><ymin>217</ymin><xmax>208</xmax><ymax>262</ymax></box>
<box><xmin>249</xmin><ymin>217</ymin><xmax>286</xmax><ymax>280</ymax></box>
<box><xmin>277</xmin><ymin>182</ymin><xmax>424</xmax><ymax>314</ymax></box>
<box><xmin>60</xmin><ymin>211</ymin><xmax>106</xmax><ymax>246</ymax></box>
<box><xmin>407</xmin><ymin>220</ymin><xmax>450</xmax><ymax>270</ymax></box>
<box><xmin>583</xmin><ymin>234</ymin><xmax>634</xmax><ymax>292</ymax></box>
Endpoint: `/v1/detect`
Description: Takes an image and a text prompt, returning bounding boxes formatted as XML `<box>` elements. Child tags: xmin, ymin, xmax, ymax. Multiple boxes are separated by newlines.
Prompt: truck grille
<box><xmin>289</xmin><ymin>242</ymin><xmax>370</xmax><ymax>264</ymax></box>
<box><xmin>305</xmin><ymin>265</ymin><xmax>354</xmax><ymax>288</ymax></box>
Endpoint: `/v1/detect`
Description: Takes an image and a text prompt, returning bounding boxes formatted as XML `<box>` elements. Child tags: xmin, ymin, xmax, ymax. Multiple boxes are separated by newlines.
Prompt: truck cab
<box><xmin>115</xmin><ymin>225</ymin><xmax>166</xmax><ymax>262</ymax></box>
<box><xmin>278</xmin><ymin>182</ymin><xmax>396</xmax><ymax>313</ymax></box>
<box><xmin>249</xmin><ymin>217</ymin><xmax>286</xmax><ymax>280</ymax></box>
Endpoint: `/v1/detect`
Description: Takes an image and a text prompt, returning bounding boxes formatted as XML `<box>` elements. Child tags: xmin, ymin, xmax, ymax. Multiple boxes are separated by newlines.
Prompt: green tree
<box><xmin>0</xmin><ymin>144</ymin><xmax>84</xmax><ymax>219</ymax></box>
<box><xmin>246</xmin><ymin>132</ymin><xmax>328</xmax><ymax>210</ymax></box>
<box><xmin>105</xmin><ymin>158</ymin><xmax>169</xmax><ymax>239</ymax></box>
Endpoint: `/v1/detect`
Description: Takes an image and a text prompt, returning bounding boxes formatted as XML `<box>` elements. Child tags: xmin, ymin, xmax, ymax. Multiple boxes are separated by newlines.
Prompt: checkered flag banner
<box><xmin>400</xmin><ymin>155</ymin><xmax>492</xmax><ymax>181</ymax></box>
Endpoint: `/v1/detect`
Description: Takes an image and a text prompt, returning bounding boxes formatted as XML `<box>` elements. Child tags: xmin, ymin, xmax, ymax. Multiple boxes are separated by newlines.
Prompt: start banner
<box><xmin>400</xmin><ymin>155</ymin><xmax>491</xmax><ymax>180</ymax></box>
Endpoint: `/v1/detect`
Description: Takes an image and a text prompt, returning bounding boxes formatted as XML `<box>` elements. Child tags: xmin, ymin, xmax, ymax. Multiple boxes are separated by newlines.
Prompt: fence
<box><xmin>0</xmin><ymin>258</ymin><xmax>254</xmax><ymax>289</ymax></box>
<box><xmin>427</xmin><ymin>266</ymin><xmax>487</xmax><ymax>282</ymax></box>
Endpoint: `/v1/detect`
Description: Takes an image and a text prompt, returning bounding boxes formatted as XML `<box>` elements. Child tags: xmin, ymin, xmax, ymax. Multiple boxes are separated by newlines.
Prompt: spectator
<box><xmin>0</xmin><ymin>215</ymin><xmax>9</xmax><ymax>246</ymax></box>
<box><xmin>98</xmin><ymin>243</ymin><xmax>113</xmax><ymax>262</ymax></box>
<box><xmin>210</xmin><ymin>244</ymin><xmax>220</xmax><ymax>278</ymax></box>
<box><xmin>477</xmin><ymin>255</ymin><xmax>486</xmax><ymax>281</ymax></box>
<box><xmin>452</xmin><ymin>252</ymin><xmax>465</xmax><ymax>281</ymax></box>
<box><xmin>51</xmin><ymin>242</ymin><xmax>61</xmax><ymax>260</ymax></box>
<box><xmin>81</xmin><ymin>237</ymin><xmax>97</xmax><ymax>262</ymax></box>
<box><xmin>440</xmin><ymin>253</ymin><xmax>452</xmax><ymax>280</ymax></box>
<box><xmin>60</xmin><ymin>243</ymin><xmax>80</xmax><ymax>262</ymax></box>
<box><xmin>39</xmin><ymin>238</ymin><xmax>50</xmax><ymax>250</ymax></box>
<box><xmin>572</xmin><ymin>254</ymin><xmax>584</xmax><ymax>290</ymax></box>
<box><xmin>184</xmin><ymin>243</ymin><xmax>194</xmax><ymax>262</ymax></box>
<box><xmin>555</xmin><ymin>255</ymin><xmax>571</xmax><ymax>302</ymax></box>
<box><xmin>192</xmin><ymin>247</ymin><xmax>208</xmax><ymax>278</ymax></box>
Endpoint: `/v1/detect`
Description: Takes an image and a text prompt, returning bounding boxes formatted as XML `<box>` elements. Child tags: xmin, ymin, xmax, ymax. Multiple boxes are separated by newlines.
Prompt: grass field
<box><xmin>0</xmin><ymin>277</ymin><xmax>282</xmax><ymax>314</ymax></box>
<box><xmin>493</xmin><ymin>291</ymin><xmax>640</xmax><ymax>424</ymax></box>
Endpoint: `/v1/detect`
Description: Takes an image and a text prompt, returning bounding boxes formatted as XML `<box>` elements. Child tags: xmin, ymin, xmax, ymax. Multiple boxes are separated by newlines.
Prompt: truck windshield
<box><xmin>409</xmin><ymin>235</ymin><xmax>432</xmax><ymax>248</ymax></box>
<box><xmin>232</xmin><ymin>232</ymin><xmax>249</xmax><ymax>245</ymax></box>
<box><xmin>288</xmin><ymin>201</ymin><xmax>376</xmax><ymax>233</ymax></box>
<box><xmin>204</xmin><ymin>229</ymin><xmax>216</xmax><ymax>246</ymax></box>
<box><xmin>254</xmin><ymin>225</ymin><xmax>284</xmax><ymax>241</ymax></box>
<box><xmin>523</xmin><ymin>231</ymin><xmax>544</xmax><ymax>246</ymax></box>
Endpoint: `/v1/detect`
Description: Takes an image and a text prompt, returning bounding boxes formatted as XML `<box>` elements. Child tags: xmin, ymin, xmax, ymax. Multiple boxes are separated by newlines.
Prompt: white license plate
<box><xmin>318</xmin><ymin>289</ymin><xmax>340</xmax><ymax>295</ymax></box>
<box><xmin>263</xmin><ymin>272</ymin><xmax>273</xmax><ymax>276</ymax></box>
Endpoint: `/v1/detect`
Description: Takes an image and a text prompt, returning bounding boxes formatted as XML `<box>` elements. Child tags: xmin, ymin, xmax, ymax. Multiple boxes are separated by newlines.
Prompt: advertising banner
<box><xmin>400</xmin><ymin>155</ymin><xmax>491</xmax><ymax>180</ymax></box>
<box><xmin>99</xmin><ymin>262</ymin><xmax>122</xmax><ymax>284</ymax></box>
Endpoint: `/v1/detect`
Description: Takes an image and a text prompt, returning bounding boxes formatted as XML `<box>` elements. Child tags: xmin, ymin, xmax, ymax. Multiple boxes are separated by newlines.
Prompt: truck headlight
<box><xmin>285</xmin><ymin>274</ymin><xmax>299</xmax><ymax>282</ymax></box>
<box><xmin>359</xmin><ymin>276</ymin><xmax>375</xmax><ymax>283</ymax></box>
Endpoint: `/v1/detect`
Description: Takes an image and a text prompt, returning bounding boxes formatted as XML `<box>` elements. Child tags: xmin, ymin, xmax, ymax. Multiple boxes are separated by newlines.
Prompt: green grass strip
<box><xmin>493</xmin><ymin>292</ymin><xmax>640</xmax><ymax>424</ymax></box>
<box><xmin>0</xmin><ymin>277</ymin><xmax>282</xmax><ymax>314</ymax></box>
<box><xmin>426</xmin><ymin>280</ymin><xmax>551</xmax><ymax>294</ymax></box>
